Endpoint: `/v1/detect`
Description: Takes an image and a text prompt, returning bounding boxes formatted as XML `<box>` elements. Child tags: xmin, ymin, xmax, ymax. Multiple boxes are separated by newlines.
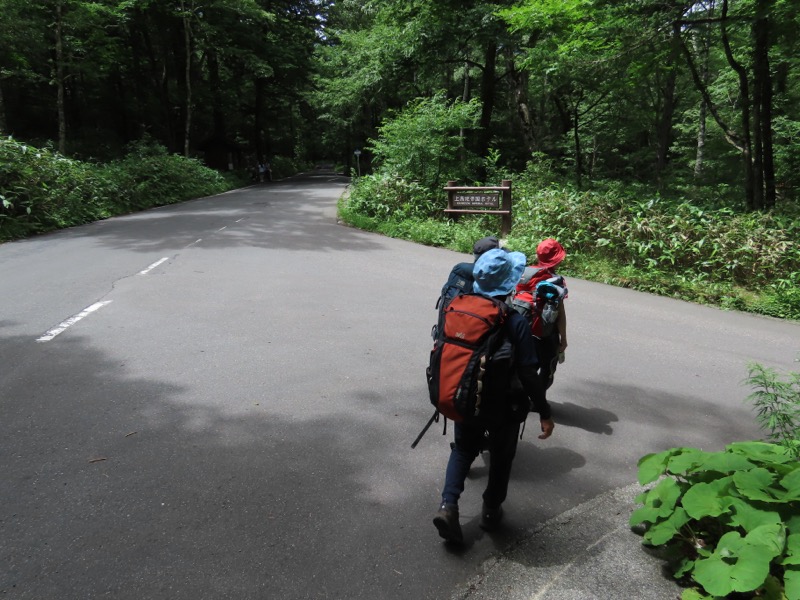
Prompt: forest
<box><xmin>1</xmin><ymin>0</ymin><xmax>799</xmax><ymax>317</ymax></box>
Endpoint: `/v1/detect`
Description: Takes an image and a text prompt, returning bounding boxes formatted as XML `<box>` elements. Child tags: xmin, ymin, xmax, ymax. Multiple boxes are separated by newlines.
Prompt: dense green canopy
<box><xmin>1</xmin><ymin>0</ymin><xmax>798</xmax><ymax>209</ymax></box>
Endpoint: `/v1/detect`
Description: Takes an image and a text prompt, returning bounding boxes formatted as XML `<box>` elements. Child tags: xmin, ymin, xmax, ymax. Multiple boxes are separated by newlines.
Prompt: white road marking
<box><xmin>139</xmin><ymin>257</ymin><xmax>169</xmax><ymax>275</ymax></box>
<box><xmin>36</xmin><ymin>301</ymin><xmax>112</xmax><ymax>342</ymax></box>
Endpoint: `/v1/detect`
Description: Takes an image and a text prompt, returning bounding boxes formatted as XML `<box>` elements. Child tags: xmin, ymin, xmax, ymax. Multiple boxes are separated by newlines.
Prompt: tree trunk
<box><xmin>503</xmin><ymin>48</ymin><xmax>536</xmax><ymax>156</ymax></box>
<box><xmin>459</xmin><ymin>61</ymin><xmax>469</xmax><ymax>160</ymax></box>
<box><xmin>476</xmin><ymin>41</ymin><xmax>497</xmax><ymax>159</ymax></box>
<box><xmin>692</xmin><ymin>5</ymin><xmax>713</xmax><ymax>178</ymax></box>
<box><xmin>573</xmin><ymin>100</ymin><xmax>583</xmax><ymax>188</ymax></box>
<box><xmin>752</xmin><ymin>0</ymin><xmax>775</xmax><ymax>208</ymax></box>
<box><xmin>180</xmin><ymin>0</ymin><xmax>192</xmax><ymax>157</ymax></box>
<box><xmin>126</xmin><ymin>18</ymin><xmax>148</xmax><ymax>140</ymax></box>
<box><xmin>140</xmin><ymin>21</ymin><xmax>175</xmax><ymax>149</ymax></box>
<box><xmin>655</xmin><ymin>19</ymin><xmax>681</xmax><ymax>186</ymax></box>
<box><xmin>721</xmin><ymin>0</ymin><xmax>757</xmax><ymax>209</ymax></box>
<box><xmin>208</xmin><ymin>48</ymin><xmax>226</xmax><ymax>141</ymax></box>
<box><xmin>254</xmin><ymin>77</ymin><xmax>266</xmax><ymax>162</ymax></box>
<box><xmin>0</xmin><ymin>79</ymin><xmax>6</xmax><ymax>134</ymax></box>
<box><xmin>694</xmin><ymin>101</ymin><xmax>708</xmax><ymax>177</ymax></box>
<box><xmin>55</xmin><ymin>0</ymin><xmax>67</xmax><ymax>154</ymax></box>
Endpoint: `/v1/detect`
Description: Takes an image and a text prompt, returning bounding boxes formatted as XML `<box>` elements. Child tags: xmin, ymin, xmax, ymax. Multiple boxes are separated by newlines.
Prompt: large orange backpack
<box><xmin>425</xmin><ymin>294</ymin><xmax>509</xmax><ymax>422</ymax></box>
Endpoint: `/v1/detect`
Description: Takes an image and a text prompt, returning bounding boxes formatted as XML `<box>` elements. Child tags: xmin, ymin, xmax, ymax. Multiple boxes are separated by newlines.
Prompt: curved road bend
<box><xmin>1</xmin><ymin>171</ymin><xmax>798</xmax><ymax>599</ymax></box>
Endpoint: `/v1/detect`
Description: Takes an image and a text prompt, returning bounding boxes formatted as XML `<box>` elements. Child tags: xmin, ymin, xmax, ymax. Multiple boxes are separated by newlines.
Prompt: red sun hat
<box><xmin>536</xmin><ymin>238</ymin><xmax>566</xmax><ymax>268</ymax></box>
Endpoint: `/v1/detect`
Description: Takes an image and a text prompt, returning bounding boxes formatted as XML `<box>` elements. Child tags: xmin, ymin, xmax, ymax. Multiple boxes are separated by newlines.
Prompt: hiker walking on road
<box><xmin>515</xmin><ymin>238</ymin><xmax>568</xmax><ymax>393</ymax></box>
<box><xmin>433</xmin><ymin>249</ymin><xmax>555</xmax><ymax>544</ymax></box>
<box><xmin>432</xmin><ymin>235</ymin><xmax>503</xmax><ymax>341</ymax></box>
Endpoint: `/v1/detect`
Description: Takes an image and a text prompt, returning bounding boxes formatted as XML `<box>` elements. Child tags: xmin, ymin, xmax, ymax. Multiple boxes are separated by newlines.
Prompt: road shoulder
<box><xmin>452</xmin><ymin>483</ymin><xmax>683</xmax><ymax>600</ymax></box>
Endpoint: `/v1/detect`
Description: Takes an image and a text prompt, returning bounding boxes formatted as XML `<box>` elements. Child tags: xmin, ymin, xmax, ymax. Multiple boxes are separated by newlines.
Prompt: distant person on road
<box><xmin>515</xmin><ymin>238</ymin><xmax>568</xmax><ymax>394</ymax></box>
<box><xmin>433</xmin><ymin>249</ymin><xmax>554</xmax><ymax>544</ymax></box>
<box><xmin>257</xmin><ymin>162</ymin><xmax>266</xmax><ymax>182</ymax></box>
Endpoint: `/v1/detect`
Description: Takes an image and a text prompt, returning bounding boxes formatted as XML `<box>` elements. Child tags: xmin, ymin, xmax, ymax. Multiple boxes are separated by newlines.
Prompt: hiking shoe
<box><xmin>479</xmin><ymin>502</ymin><xmax>504</xmax><ymax>531</ymax></box>
<box><xmin>433</xmin><ymin>503</ymin><xmax>463</xmax><ymax>543</ymax></box>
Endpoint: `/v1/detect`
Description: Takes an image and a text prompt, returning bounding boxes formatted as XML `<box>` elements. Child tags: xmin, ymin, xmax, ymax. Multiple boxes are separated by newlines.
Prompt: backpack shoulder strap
<box><xmin>436</xmin><ymin>262</ymin><xmax>475</xmax><ymax>308</ymax></box>
<box><xmin>518</xmin><ymin>266</ymin><xmax>542</xmax><ymax>287</ymax></box>
<box><xmin>451</xmin><ymin>262</ymin><xmax>474</xmax><ymax>279</ymax></box>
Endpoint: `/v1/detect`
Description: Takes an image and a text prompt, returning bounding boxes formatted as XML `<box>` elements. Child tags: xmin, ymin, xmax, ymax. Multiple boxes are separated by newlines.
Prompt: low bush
<box><xmin>341</xmin><ymin>156</ymin><xmax>800</xmax><ymax>320</ymax></box>
<box><xmin>105</xmin><ymin>140</ymin><xmax>229</xmax><ymax>210</ymax></box>
<box><xmin>0</xmin><ymin>137</ymin><xmax>234</xmax><ymax>241</ymax></box>
<box><xmin>269</xmin><ymin>155</ymin><xmax>309</xmax><ymax>180</ymax></box>
<box><xmin>631</xmin><ymin>443</ymin><xmax>800</xmax><ymax>599</ymax></box>
<box><xmin>0</xmin><ymin>138</ymin><xmax>120</xmax><ymax>238</ymax></box>
<box><xmin>631</xmin><ymin>364</ymin><xmax>800</xmax><ymax>599</ymax></box>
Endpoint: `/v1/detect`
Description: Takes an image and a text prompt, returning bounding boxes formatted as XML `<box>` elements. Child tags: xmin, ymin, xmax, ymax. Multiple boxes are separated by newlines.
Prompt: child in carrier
<box><xmin>514</xmin><ymin>238</ymin><xmax>568</xmax><ymax>392</ymax></box>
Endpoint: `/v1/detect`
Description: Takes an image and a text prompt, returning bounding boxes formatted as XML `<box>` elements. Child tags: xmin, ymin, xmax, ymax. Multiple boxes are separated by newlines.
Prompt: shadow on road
<box><xmin>549</xmin><ymin>400</ymin><xmax>618</xmax><ymax>435</ymax></box>
<box><xmin>0</xmin><ymin>328</ymin><xmax>460</xmax><ymax>599</ymax></box>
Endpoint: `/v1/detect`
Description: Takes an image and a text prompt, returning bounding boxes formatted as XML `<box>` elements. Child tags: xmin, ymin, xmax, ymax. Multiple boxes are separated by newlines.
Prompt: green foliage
<box><xmin>745</xmin><ymin>363</ymin><xmax>800</xmax><ymax>458</ymax></box>
<box><xmin>0</xmin><ymin>137</ymin><xmax>233</xmax><ymax>241</ymax></box>
<box><xmin>368</xmin><ymin>93</ymin><xmax>482</xmax><ymax>188</ymax></box>
<box><xmin>631</xmin><ymin>442</ymin><xmax>800</xmax><ymax>599</ymax></box>
<box><xmin>344</xmin><ymin>172</ymin><xmax>438</xmax><ymax>220</ymax></box>
<box><xmin>0</xmin><ymin>137</ymin><xmax>120</xmax><ymax>238</ymax></box>
<box><xmin>633</xmin><ymin>364</ymin><xmax>800</xmax><ymax>598</ymax></box>
<box><xmin>106</xmin><ymin>140</ymin><xmax>230</xmax><ymax>211</ymax></box>
<box><xmin>340</xmin><ymin>154</ymin><xmax>800</xmax><ymax>320</ymax></box>
<box><xmin>338</xmin><ymin>187</ymin><xmax>494</xmax><ymax>254</ymax></box>
<box><xmin>268</xmin><ymin>156</ymin><xmax>308</xmax><ymax>180</ymax></box>
<box><xmin>501</xmin><ymin>168</ymin><xmax>800</xmax><ymax>320</ymax></box>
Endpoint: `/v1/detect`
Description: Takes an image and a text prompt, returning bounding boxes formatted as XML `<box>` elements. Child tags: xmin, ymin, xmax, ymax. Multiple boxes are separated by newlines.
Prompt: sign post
<box><xmin>443</xmin><ymin>180</ymin><xmax>512</xmax><ymax>235</ymax></box>
<box><xmin>353</xmin><ymin>149</ymin><xmax>362</xmax><ymax>177</ymax></box>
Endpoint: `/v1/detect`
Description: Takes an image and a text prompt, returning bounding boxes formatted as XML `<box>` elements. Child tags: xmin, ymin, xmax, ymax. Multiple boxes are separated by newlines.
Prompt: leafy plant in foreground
<box><xmin>745</xmin><ymin>363</ymin><xmax>800</xmax><ymax>458</ymax></box>
<box><xmin>631</xmin><ymin>443</ymin><xmax>800</xmax><ymax>599</ymax></box>
<box><xmin>632</xmin><ymin>363</ymin><xmax>800</xmax><ymax>598</ymax></box>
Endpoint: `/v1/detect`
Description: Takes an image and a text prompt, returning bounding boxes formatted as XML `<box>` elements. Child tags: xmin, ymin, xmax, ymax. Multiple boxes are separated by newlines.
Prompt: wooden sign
<box><xmin>452</xmin><ymin>193</ymin><xmax>500</xmax><ymax>208</ymax></box>
<box><xmin>443</xmin><ymin>180</ymin><xmax>513</xmax><ymax>235</ymax></box>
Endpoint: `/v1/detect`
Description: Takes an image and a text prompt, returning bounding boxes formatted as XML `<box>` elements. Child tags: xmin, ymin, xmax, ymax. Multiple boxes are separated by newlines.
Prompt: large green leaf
<box><xmin>637</xmin><ymin>450</ymin><xmax>677</xmax><ymax>485</ymax></box>
<box><xmin>733</xmin><ymin>468</ymin><xmax>783</xmax><ymax>502</ymax></box>
<box><xmin>630</xmin><ymin>477</ymin><xmax>682</xmax><ymax>525</ymax></box>
<box><xmin>701</xmin><ymin>452</ymin><xmax>757</xmax><ymax>474</ymax></box>
<box><xmin>644</xmin><ymin>507</ymin><xmax>690</xmax><ymax>545</ymax></box>
<box><xmin>780</xmin><ymin>467</ymin><xmax>800</xmax><ymax>500</ymax></box>
<box><xmin>788</xmin><ymin>515</ymin><xmax>800</xmax><ymax>536</ymax></box>
<box><xmin>785</xmin><ymin>565</ymin><xmax>800</xmax><ymax>600</ymax></box>
<box><xmin>682</xmin><ymin>476</ymin><xmax>734</xmax><ymax>520</ymax></box>
<box><xmin>667</xmin><ymin>448</ymin><xmax>713</xmax><ymax>476</ymax></box>
<box><xmin>783</xmin><ymin>534</ymin><xmax>800</xmax><ymax>566</ymax></box>
<box><xmin>727</xmin><ymin>441</ymin><xmax>796</xmax><ymax>465</ymax></box>
<box><xmin>727</xmin><ymin>497</ymin><xmax>782</xmax><ymax>533</ymax></box>
<box><xmin>692</xmin><ymin>530</ymin><xmax>774</xmax><ymax>596</ymax></box>
<box><xmin>745</xmin><ymin>523</ymin><xmax>786</xmax><ymax>559</ymax></box>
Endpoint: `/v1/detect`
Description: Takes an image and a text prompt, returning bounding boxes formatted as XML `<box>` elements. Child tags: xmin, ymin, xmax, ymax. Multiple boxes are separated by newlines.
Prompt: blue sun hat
<box><xmin>473</xmin><ymin>248</ymin><xmax>527</xmax><ymax>297</ymax></box>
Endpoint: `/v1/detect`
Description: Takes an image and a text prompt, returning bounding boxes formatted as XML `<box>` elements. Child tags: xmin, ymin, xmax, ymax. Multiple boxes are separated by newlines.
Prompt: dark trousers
<box><xmin>535</xmin><ymin>333</ymin><xmax>560</xmax><ymax>392</ymax></box>
<box><xmin>441</xmin><ymin>417</ymin><xmax>521</xmax><ymax>508</ymax></box>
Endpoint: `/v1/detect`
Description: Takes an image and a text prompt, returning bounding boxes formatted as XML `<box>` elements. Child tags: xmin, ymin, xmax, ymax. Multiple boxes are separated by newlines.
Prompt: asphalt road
<box><xmin>1</xmin><ymin>172</ymin><xmax>798</xmax><ymax>599</ymax></box>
